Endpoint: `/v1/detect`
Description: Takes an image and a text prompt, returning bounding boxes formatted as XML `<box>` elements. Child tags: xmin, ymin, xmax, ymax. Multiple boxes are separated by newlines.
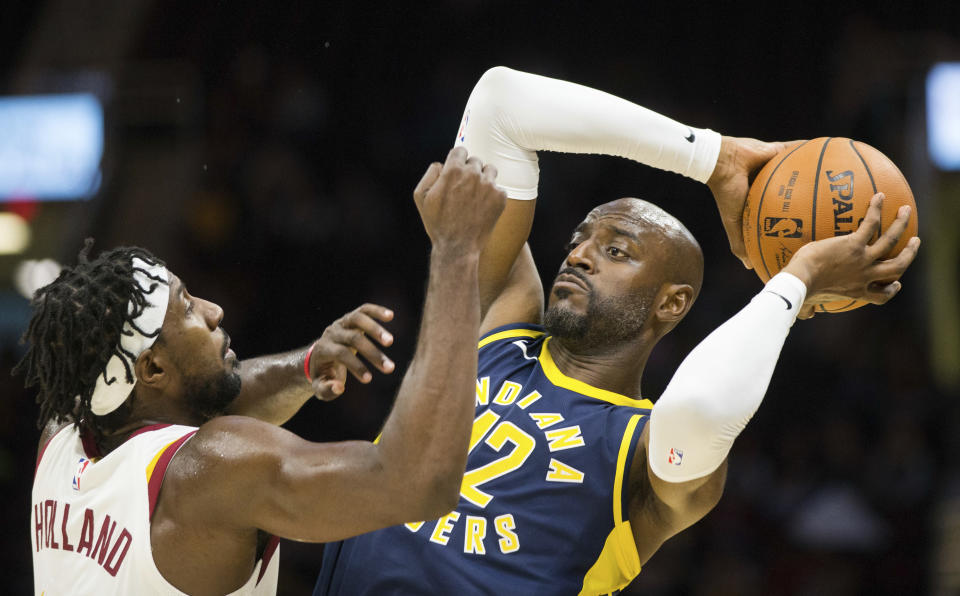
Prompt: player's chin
<box><xmin>549</xmin><ymin>286</ymin><xmax>589</xmax><ymax>307</ymax></box>
<box><xmin>546</xmin><ymin>290</ymin><xmax>590</xmax><ymax>315</ymax></box>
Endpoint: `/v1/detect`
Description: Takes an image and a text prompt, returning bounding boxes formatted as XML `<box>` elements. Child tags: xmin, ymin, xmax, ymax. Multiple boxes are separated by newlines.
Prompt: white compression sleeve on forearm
<box><xmin>648</xmin><ymin>272</ymin><xmax>808</xmax><ymax>483</ymax></box>
<box><xmin>453</xmin><ymin>66</ymin><xmax>722</xmax><ymax>199</ymax></box>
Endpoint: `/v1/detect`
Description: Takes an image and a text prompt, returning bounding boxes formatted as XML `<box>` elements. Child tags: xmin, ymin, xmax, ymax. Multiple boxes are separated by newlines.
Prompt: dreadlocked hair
<box><xmin>13</xmin><ymin>239</ymin><xmax>168</xmax><ymax>440</ymax></box>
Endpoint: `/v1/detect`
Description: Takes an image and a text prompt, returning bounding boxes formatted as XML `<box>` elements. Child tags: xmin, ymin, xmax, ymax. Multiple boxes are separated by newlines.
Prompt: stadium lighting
<box><xmin>0</xmin><ymin>212</ymin><xmax>31</xmax><ymax>254</ymax></box>
<box><xmin>927</xmin><ymin>62</ymin><xmax>960</xmax><ymax>171</ymax></box>
<box><xmin>0</xmin><ymin>93</ymin><xmax>104</xmax><ymax>200</ymax></box>
<box><xmin>13</xmin><ymin>259</ymin><xmax>63</xmax><ymax>298</ymax></box>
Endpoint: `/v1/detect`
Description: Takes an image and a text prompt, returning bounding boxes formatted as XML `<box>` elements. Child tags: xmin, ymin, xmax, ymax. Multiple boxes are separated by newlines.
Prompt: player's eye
<box><xmin>607</xmin><ymin>246</ymin><xmax>626</xmax><ymax>258</ymax></box>
<box><xmin>564</xmin><ymin>240</ymin><xmax>580</xmax><ymax>252</ymax></box>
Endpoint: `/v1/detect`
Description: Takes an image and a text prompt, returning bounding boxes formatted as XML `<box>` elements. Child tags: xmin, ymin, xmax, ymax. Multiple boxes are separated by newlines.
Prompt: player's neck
<box><xmin>97</xmin><ymin>418</ymin><xmax>171</xmax><ymax>454</ymax></box>
<box><xmin>98</xmin><ymin>389</ymin><xmax>205</xmax><ymax>454</ymax></box>
<box><xmin>549</xmin><ymin>336</ymin><xmax>652</xmax><ymax>398</ymax></box>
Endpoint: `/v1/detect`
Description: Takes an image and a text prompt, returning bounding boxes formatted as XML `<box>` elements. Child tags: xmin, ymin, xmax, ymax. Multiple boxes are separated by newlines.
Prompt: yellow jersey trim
<box><xmin>578</xmin><ymin>413</ymin><xmax>644</xmax><ymax>594</ymax></box>
<box><xmin>612</xmin><ymin>415</ymin><xmax>639</xmax><ymax>527</ymax></box>
<box><xmin>539</xmin><ymin>338</ymin><xmax>654</xmax><ymax>409</ymax></box>
<box><xmin>612</xmin><ymin>415</ymin><xmax>643</xmax><ymax>579</ymax></box>
<box><xmin>145</xmin><ymin>438</ymin><xmax>181</xmax><ymax>482</ymax></box>
<box><xmin>478</xmin><ymin>328</ymin><xmax>544</xmax><ymax>349</ymax></box>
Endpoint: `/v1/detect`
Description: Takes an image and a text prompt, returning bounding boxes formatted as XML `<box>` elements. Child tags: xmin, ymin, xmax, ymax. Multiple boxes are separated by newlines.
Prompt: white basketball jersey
<box><xmin>32</xmin><ymin>423</ymin><xmax>279</xmax><ymax>595</ymax></box>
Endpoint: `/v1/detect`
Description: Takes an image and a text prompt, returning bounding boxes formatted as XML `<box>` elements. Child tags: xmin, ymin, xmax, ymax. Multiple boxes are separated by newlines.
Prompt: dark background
<box><xmin>2</xmin><ymin>1</ymin><xmax>958</xmax><ymax>594</ymax></box>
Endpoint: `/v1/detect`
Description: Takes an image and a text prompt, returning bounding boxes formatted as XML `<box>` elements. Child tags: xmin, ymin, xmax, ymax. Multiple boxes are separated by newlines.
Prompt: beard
<box><xmin>544</xmin><ymin>285</ymin><xmax>656</xmax><ymax>353</ymax></box>
<box><xmin>180</xmin><ymin>364</ymin><xmax>242</xmax><ymax>421</ymax></box>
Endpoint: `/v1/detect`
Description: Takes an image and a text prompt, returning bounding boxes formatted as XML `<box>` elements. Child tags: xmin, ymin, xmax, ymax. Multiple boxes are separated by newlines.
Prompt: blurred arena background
<box><xmin>2</xmin><ymin>1</ymin><xmax>959</xmax><ymax>594</ymax></box>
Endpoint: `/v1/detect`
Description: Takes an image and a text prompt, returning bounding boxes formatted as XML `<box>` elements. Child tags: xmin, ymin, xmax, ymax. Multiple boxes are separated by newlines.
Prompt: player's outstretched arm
<box><xmin>455</xmin><ymin>67</ymin><xmax>793</xmax><ymax>330</ymax></box>
<box><xmin>627</xmin><ymin>194</ymin><xmax>919</xmax><ymax>562</ymax></box>
<box><xmin>154</xmin><ymin>150</ymin><xmax>505</xmax><ymax>578</ymax></box>
<box><xmin>457</xmin><ymin>66</ymin><xmax>721</xmax><ymax>331</ymax></box>
<box><xmin>225</xmin><ymin>304</ymin><xmax>396</xmax><ymax>425</ymax></box>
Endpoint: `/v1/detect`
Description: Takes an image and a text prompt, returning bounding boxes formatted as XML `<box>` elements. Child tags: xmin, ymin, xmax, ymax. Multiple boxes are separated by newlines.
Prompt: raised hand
<box><xmin>412</xmin><ymin>146</ymin><xmax>507</xmax><ymax>253</ymax></box>
<box><xmin>707</xmin><ymin>136</ymin><xmax>802</xmax><ymax>269</ymax></box>
<box><xmin>783</xmin><ymin>193</ymin><xmax>920</xmax><ymax>313</ymax></box>
<box><xmin>307</xmin><ymin>303</ymin><xmax>396</xmax><ymax>400</ymax></box>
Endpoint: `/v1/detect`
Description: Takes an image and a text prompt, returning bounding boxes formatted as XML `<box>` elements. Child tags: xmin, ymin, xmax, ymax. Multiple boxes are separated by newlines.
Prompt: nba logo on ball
<box><xmin>763</xmin><ymin>217</ymin><xmax>803</xmax><ymax>238</ymax></box>
<box><xmin>667</xmin><ymin>448</ymin><xmax>683</xmax><ymax>466</ymax></box>
<box><xmin>72</xmin><ymin>458</ymin><xmax>90</xmax><ymax>491</ymax></box>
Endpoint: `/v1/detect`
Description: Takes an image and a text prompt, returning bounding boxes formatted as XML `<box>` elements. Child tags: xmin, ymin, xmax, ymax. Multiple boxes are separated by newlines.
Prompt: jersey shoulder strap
<box><xmin>478</xmin><ymin>322</ymin><xmax>545</xmax><ymax>349</ymax></box>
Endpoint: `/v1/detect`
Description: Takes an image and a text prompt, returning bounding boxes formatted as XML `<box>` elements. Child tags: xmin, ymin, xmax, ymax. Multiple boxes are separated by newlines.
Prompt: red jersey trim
<box><xmin>80</xmin><ymin>429</ymin><xmax>102</xmax><ymax>460</ymax></box>
<box><xmin>258</xmin><ymin>536</ymin><xmax>281</xmax><ymax>584</ymax></box>
<box><xmin>146</xmin><ymin>431</ymin><xmax>197</xmax><ymax>519</ymax></box>
<box><xmin>129</xmin><ymin>423</ymin><xmax>173</xmax><ymax>440</ymax></box>
<box><xmin>36</xmin><ymin>423</ymin><xmax>177</xmax><ymax>477</ymax></box>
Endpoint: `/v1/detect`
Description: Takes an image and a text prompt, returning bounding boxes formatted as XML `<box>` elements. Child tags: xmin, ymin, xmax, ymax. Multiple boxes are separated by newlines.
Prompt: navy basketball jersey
<box><xmin>316</xmin><ymin>324</ymin><xmax>653</xmax><ymax>595</ymax></box>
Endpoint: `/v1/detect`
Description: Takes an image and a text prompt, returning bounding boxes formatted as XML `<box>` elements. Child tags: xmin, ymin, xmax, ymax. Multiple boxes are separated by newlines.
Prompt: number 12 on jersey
<box><xmin>461</xmin><ymin>410</ymin><xmax>536</xmax><ymax>507</ymax></box>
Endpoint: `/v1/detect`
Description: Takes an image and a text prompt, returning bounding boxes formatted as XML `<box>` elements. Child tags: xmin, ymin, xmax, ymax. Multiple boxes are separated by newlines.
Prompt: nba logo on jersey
<box><xmin>72</xmin><ymin>458</ymin><xmax>90</xmax><ymax>490</ymax></box>
<box><xmin>667</xmin><ymin>448</ymin><xmax>683</xmax><ymax>466</ymax></box>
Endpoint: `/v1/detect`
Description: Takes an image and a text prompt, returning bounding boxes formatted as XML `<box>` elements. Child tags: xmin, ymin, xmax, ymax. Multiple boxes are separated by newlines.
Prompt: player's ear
<box><xmin>134</xmin><ymin>347</ymin><xmax>169</xmax><ymax>390</ymax></box>
<box><xmin>653</xmin><ymin>283</ymin><xmax>694</xmax><ymax>323</ymax></box>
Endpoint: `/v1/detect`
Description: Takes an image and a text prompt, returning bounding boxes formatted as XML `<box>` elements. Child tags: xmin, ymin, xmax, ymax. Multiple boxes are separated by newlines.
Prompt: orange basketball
<box><xmin>742</xmin><ymin>137</ymin><xmax>918</xmax><ymax>313</ymax></box>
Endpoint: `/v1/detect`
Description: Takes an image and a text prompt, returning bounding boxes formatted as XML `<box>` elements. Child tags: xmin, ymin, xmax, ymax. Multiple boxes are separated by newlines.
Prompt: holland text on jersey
<box><xmin>34</xmin><ymin>499</ymin><xmax>132</xmax><ymax>576</ymax></box>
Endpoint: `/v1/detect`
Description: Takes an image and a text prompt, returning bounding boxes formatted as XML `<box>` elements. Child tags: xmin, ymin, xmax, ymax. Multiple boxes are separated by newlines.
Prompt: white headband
<box><xmin>90</xmin><ymin>257</ymin><xmax>170</xmax><ymax>416</ymax></box>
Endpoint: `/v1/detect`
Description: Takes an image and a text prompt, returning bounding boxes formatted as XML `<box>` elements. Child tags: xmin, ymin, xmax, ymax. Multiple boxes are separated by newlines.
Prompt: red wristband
<box><xmin>304</xmin><ymin>342</ymin><xmax>317</xmax><ymax>382</ymax></box>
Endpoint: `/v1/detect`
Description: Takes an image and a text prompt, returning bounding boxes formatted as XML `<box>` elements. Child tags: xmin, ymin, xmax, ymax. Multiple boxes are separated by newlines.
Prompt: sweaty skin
<box><xmin>444</xmin><ymin>67</ymin><xmax>914</xmax><ymax>576</ymax></box>
<box><xmin>37</xmin><ymin>147</ymin><xmax>507</xmax><ymax>595</ymax></box>
<box><xmin>473</xmin><ymin>188</ymin><xmax>918</xmax><ymax>568</ymax></box>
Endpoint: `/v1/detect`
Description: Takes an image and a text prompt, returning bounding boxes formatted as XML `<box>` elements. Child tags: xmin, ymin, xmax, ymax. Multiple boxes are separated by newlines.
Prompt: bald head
<box><xmin>587</xmin><ymin>198</ymin><xmax>704</xmax><ymax>299</ymax></box>
<box><xmin>545</xmin><ymin>197</ymin><xmax>705</xmax><ymax>351</ymax></box>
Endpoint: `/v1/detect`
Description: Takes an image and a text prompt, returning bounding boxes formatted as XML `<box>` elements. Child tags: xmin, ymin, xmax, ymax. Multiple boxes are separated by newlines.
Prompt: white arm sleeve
<box><xmin>454</xmin><ymin>66</ymin><xmax>722</xmax><ymax>199</ymax></box>
<box><xmin>648</xmin><ymin>272</ymin><xmax>808</xmax><ymax>483</ymax></box>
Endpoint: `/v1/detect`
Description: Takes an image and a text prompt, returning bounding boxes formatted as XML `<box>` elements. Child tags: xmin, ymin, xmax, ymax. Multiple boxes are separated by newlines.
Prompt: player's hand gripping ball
<box><xmin>742</xmin><ymin>137</ymin><xmax>918</xmax><ymax>312</ymax></box>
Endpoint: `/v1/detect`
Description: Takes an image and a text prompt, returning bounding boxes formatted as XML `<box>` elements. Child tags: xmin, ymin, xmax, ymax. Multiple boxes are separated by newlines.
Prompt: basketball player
<box><xmin>315</xmin><ymin>68</ymin><xmax>920</xmax><ymax>594</ymax></box>
<box><xmin>21</xmin><ymin>147</ymin><xmax>506</xmax><ymax>595</ymax></box>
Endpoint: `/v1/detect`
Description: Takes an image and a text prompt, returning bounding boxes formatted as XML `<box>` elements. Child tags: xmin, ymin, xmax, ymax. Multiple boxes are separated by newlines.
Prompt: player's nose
<box><xmin>197</xmin><ymin>298</ymin><xmax>224</xmax><ymax>330</ymax></box>
<box><xmin>565</xmin><ymin>240</ymin><xmax>595</xmax><ymax>272</ymax></box>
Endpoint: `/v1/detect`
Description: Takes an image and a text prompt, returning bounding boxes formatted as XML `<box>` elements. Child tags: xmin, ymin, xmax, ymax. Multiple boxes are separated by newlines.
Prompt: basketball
<box><xmin>742</xmin><ymin>137</ymin><xmax>918</xmax><ymax>313</ymax></box>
